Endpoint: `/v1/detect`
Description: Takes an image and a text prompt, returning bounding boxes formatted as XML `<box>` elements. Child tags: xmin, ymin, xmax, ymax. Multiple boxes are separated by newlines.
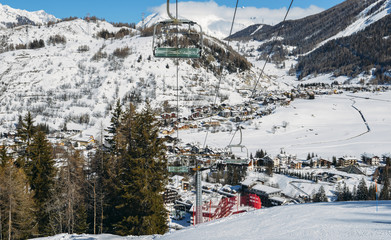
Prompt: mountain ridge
<box><xmin>230</xmin><ymin>0</ymin><xmax>391</xmax><ymax>81</ymax></box>
<box><xmin>0</xmin><ymin>3</ymin><xmax>58</xmax><ymax>28</ymax></box>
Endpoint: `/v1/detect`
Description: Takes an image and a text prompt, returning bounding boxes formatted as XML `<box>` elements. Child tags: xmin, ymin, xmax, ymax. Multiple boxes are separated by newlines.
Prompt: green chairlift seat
<box><xmin>153</xmin><ymin>18</ymin><xmax>203</xmax><ymax>59</ymax></box>
<box><xmin>154</xmin><ymin>47</ymin><xmax>201</xmax><ymax>58</ymax></box>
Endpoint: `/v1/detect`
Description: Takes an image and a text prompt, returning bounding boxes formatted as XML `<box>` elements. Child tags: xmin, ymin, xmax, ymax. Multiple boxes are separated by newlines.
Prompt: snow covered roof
<box><xmin>251</xmin><ymin>184</ymin><xmax>282</xmax><ymax>195</ymax></box>
<box><xmin>241</xmin><ymin>176</ymin><xmax>258</xmax><ymax>187</ymax></box>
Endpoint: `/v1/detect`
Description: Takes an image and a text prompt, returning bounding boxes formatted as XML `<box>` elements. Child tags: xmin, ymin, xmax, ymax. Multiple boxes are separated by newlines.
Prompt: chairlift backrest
<box><xmin>152</xmin><ymin>19</ymin><xmax>203</xmax><ymax>59</ymax></box>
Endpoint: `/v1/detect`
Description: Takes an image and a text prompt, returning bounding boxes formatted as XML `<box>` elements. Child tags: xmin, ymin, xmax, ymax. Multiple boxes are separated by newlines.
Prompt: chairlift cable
<box><xmin>250</xmin><ymin>0</ymin><xmax>294</xmax><ymax>100</ymax></box>
<box><xmin>202</xmin><ymin>0</ymin><xmax>240</xmax><ymax>149</ymax></box>
<box><xmin>228</xmin><ymin>0</ymin><xmax>294</xmax><ymax>155</ymax></box>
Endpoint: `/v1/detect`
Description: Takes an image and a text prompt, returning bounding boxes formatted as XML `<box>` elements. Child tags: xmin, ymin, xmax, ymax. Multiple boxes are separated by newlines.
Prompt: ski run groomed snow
<box><xmin>34</xmin><ymin>201</ymin><xmax>391</xmax><ymax>240</ymax></box>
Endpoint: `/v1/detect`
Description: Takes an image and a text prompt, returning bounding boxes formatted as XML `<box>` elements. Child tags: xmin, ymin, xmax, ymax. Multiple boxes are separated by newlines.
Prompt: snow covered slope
<box><xmin>34</xmin><ymin>201</ymin><xmax>391</xmax><ymax>240</ymax></box>
<box><xmin>0</xmin><ymin>3</ymin><xmax>57</xmax><ymax>28</ymax></box>
<box><xmin>180</xmin><ymin>91</ymin><xmax>391</xmax><ymax>159</ymax></box>
<box><xmin>0</xmin><ymin>17</ymin><xmax>271</xmax><ymax>135</ymax></box>
<box><xmin>310</xmin><ymin>0</ymin><xmax>391</xmax><ymax>53</ymax></box>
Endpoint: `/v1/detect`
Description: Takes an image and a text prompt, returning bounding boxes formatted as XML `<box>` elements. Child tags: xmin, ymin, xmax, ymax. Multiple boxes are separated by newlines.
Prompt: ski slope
<box><xmin>34</xmin><ymin>201</ymin><xmax>391</xmax><ymax>240</ymax></box>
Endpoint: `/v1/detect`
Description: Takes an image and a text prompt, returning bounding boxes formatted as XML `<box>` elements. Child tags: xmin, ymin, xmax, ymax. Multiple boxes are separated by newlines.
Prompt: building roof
<box><xmin>251</xmin><ymin>184</ymin><xmax>282</xmax><ymax>195</ymax></box>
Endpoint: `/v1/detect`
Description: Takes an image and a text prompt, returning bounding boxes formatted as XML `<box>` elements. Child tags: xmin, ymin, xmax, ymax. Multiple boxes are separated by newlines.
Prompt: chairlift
<box><xmin>152</xmin><ymin>1</ymin><xmax>203</xmax><ymax>58</ymax></box>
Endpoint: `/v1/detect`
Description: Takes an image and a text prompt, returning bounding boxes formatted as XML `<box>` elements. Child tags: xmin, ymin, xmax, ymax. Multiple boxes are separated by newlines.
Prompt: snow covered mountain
<box><xmin>230</xmin><ymin>0</ymin><xmax>391</xmax><ymax>81</ymax></box>
<box><xmin>34</xmin><ymin>201</ymin><xmax>391</xmax><ymax>240</ymax></box>
<box><xmin>137</xmin><ymin>1</ymin><xmax>324</xmax><ymax>39</ymax></box>
<box><xmin>0</xmin><ymin>15</ymin><xmax>276</xmax><ymax>135</ymax></box>
<box><xmin>0</xmin><ymin>3</ymin><xmax>57</xmax><ymax>29</ymax></box>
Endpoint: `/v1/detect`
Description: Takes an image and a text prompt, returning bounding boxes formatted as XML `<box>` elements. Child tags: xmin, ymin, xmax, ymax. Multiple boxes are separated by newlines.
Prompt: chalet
<box><xmin>338</xmin><ymin>156</ymin><xmax>358</xmax><ymax>167</ymax></box>
<box><xmin>290</xmin><ymin>160</ymin><xmax>302</xmax><ymax>169</ymax></box>
<box><xmin>318</xmin><ymin>158</ymin><xmax>332</xmax><ymax>168</ymax></box>
<box><xmin>73</xmin><ymin>134</ymin><xmax>95</xmax><ymax>147</ymax></box>
<box><xmin>361</xmin><ymin>153</ymin><xmax>381</xmax><ymax>166</ymax></box>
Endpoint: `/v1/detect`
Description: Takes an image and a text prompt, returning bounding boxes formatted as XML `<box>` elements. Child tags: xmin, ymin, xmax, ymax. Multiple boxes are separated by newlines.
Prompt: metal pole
<box><xmin>196</xmin><ymin>166</ymin><xmax>203</xmax><ymax>224</ymax></box>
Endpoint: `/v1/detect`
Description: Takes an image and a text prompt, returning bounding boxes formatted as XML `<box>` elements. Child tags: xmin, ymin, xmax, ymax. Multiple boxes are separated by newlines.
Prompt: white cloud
<box><xmin>148</xmin><ymin>1</ymin><xmax>324</xmax><ymax>39</ymax></box>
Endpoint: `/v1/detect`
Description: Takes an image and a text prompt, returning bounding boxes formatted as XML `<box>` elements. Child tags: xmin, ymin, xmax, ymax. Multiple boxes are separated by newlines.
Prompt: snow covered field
<box><xmin>34</xmin><ymin>201</ymin><xmax>391</xmax><ymax>240</ymax></box>
<box><xmin>180</xmin><ymin>91</ymin><xmax>391</xmax><ymax>159</ymax></box>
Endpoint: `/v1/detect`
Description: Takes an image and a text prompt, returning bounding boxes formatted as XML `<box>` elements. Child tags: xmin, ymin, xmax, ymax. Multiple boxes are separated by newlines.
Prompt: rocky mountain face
<box><xmin>230</xmin><ymin>0</ymin><xmax>391</xmax><ymax>82</ymax></box>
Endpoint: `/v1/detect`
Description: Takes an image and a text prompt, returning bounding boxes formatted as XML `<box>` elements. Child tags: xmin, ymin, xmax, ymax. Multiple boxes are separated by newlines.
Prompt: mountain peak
<box><xmin>0</xmin><ymin>3</ymin><xmax>58</xmax><ymax>28</ymax></box>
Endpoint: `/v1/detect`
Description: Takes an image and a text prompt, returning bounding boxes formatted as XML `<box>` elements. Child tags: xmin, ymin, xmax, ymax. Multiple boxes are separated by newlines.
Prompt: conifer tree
<box><xmin>356</xmin><ymin>178</ymin><xmax>369</xmax><ymax>200</ymax></box>
<box><xmin>335</xmin><ymin>182</ymin><xmax>343</xmax><ymax>201</ymax></box>
<box><xmin>113</xmin><ymin>103</ymin><xmax>168</xmax><ymax>235</ymax></box>
<box><xmin>27</xmin><ymin>130</ymin><xmax>56</xmax><ymax>236</ymax></box>
<box><xmin>379</xmin><ymin>174</ymin><xmax>390</xmax><ymax>200</ymax></box>
<box><xmin>342</xmin><ymin>182</ymin><xmax>353</xmax><ymax>201</ymax></box>
<box><xmin>17</xmin><ymin>112</ymin><xmax>36</xmax><ymax>145</ymax></box>
<box><xmin>105</xmin><ymin>99</ymin><xmax>122</xmax><ymax>154</ymax></box>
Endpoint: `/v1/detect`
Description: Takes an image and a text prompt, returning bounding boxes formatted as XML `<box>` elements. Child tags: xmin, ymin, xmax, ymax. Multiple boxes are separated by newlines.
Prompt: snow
<box><xmin>307</xmin><ymin>0</ymin><xmax>391</xmax><ymax>55</ymax></box>
<box><xmin>251</xmin><ymin>183</ymin><xmax>281</xmax><ymax>195</ymax></box>
<box><xmin>0</xmin><ymin>3</ymin><xmax>57</xmax><ymax>28</ymax></box>
<box><xmin>180</xmin><ymin>91</ymin><xmax>391</xmax><ymax>159</ymax></box>
<box><xmin>34</xmin><ymin>201</ymin><xmax>391</xmax><ymax>240</ymax></box>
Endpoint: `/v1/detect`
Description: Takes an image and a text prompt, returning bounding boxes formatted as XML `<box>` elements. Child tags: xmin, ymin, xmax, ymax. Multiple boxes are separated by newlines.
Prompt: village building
<box><xmin>361</xmin><ymin>153</ymin><xmax>381</xmax><ymax>166</ymax></box>
<box><xmin>338</xmin><ymin>156</ymin><xmax>358</xmax><ymax>167</ymax></box>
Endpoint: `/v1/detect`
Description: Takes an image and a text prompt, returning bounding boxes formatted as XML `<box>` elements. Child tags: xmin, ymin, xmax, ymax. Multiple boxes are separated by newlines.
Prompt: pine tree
<box><xmin>113</xmin><ymin>103</ymin><xmax>168</xmax><ymax>235</ymax></box>
<box><xmin>356</xmin><ymin>178</ymin><xmax>369</xmax><ymax>200</ymax></box>
<box><xmin>26</xmin><ymin>130</ymin><xmax>56</xmax><ymax>236</ymax></box>
<box><xmin>342</xmin><ymin>182</ymin><xmax>353</xmax><ymax>201</ymax></box>
<box><xmin>313</xmin><ymin>186</ymin><xmax>328</xmax><ymax>202</ymax></box>
<box><xmin>17</xmin><ymin>112</ymin><xmax>36</xmax><ymax>146</ymax></box>
<box><xmin>105</xmin><ymin>99</ymin><xmax>122</xmax><ymax>154</ymax></box>
<box><xmin>352</xmin><ymin>185</ymin><xmax>357</xmax><ymax>200</ymax></box>
<box><xmin>379</xmin><ymin>174</ymin><xmax>390</xmax><ymax>200</ymax></box>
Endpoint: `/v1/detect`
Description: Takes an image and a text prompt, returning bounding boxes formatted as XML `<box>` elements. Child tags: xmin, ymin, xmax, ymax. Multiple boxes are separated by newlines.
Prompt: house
<box><xmin>203</xmin><ymin>121</ymin><xmax>220</xmax><ymax>128</ymax></box>
<box><xmin>338</xmin><ymin>156</ymin><xmax>358</xmax><ymax>167</ymax></box>
<box><xmin>73</xmin><ymin>134</ymin><xmax>95</xmax><ymax>147</ymax></box>
<box><xmin>290</xmin><ymin>160</ymin><xmax>302</xmax><ymax>169</ymax></box>
<box><xmin>329</xmin><ymin>175</ymin><xmax>343</xmax><ymax>183</ymax></box>
<box><xmin>258</xmin><ymin>156</ymin><xmax>274</xmax><ymax>167</ymax></box>
<box><xmin>361</xmin><ymin>153</ymin><xmax>381</xmax><ymax>166</ymax></box>
<box><xmin>318</xmin><ymin>158</ymin><xmax>332</xmax><ymax>168</ymax></box>
<box><xmin>163</xmin><ymin>188</ymin><xmax>179</xmax><ymax>204</ymax></box>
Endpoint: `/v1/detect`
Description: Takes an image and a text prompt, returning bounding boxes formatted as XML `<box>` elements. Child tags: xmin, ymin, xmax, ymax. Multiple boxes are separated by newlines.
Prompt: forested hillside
<box><xmin>230</xmin><ymin>0</ymin><xmax>391</xmax><ymax>82</ymax></box>
<box><xmin>296</xmin><ymin>13</ymin><xmax>391</xmax><ymax>81</ymax></box>
<box><xmin>230</xmin><ymin>0</ymin><xmax>378</xmax><ymax>53</ymax></box>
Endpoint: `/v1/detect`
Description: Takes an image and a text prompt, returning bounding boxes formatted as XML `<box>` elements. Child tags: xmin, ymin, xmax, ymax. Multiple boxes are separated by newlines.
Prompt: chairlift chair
<box><xmin>153</xmin><ymin>19</ymin><xmax>203</xmax><ymax>59</ymax></box>
<box><xmin>152</xmin><ymin>1</ymin><xmax>203</xmax><ymax>59</ymax></box>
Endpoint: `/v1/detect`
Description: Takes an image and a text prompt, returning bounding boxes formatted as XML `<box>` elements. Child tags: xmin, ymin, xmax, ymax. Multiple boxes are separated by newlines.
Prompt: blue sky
<box><xmin>1</xmin><ymin>0</ymin><xmax>345</xmax><ymax>23</ymax></box>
